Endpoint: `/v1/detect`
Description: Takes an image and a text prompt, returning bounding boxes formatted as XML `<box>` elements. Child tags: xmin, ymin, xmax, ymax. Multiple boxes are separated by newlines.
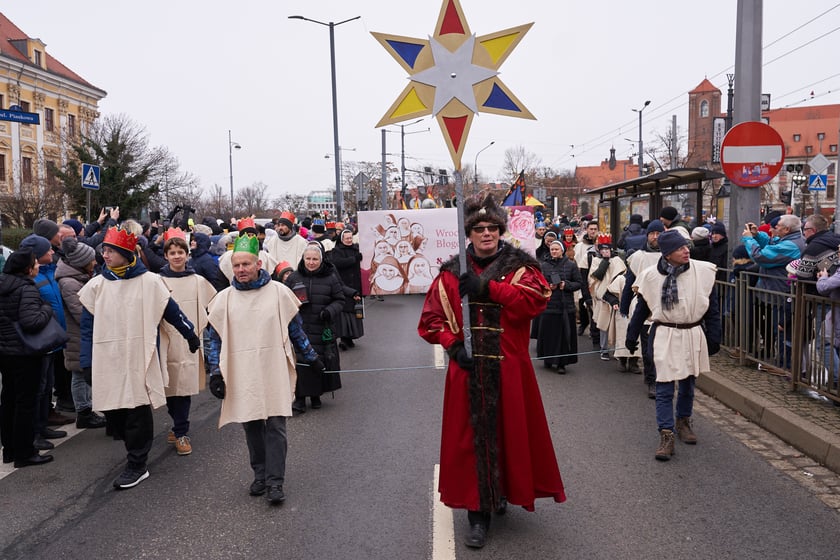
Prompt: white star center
<box><xmin>411</xmin><ymin>35</ymin><xmax>498</xmax><ymax>115</ymax></box>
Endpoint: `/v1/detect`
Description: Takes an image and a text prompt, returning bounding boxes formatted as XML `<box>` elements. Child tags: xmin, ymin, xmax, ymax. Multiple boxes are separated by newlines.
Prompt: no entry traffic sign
<box><xmin>720</xmin><ymin>121</ymin><xmax>785</xmax><ymax>187</ymax></box>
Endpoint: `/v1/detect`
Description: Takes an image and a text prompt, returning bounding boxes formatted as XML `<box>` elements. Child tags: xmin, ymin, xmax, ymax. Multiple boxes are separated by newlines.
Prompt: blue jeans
<box><xmin>655</xmin><ymin>377</ymin><xmax>695</xmax><ymax>431</ymax></box>
<box><xmin>70</xmin><ymin>370</ymin><xmax>92</xmax><ymax>412</ymax></box>
<box><xmin>166</xmin><ymin>395</ymin><xmax>191</xmax><ymax>437</ymax></box>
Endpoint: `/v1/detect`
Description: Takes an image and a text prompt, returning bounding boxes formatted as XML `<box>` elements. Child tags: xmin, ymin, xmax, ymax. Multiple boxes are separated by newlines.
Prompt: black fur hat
<box><xmin>463</xmin><ymin>194</ymin><xmax>507</xmax><ymax>237</ymax></box>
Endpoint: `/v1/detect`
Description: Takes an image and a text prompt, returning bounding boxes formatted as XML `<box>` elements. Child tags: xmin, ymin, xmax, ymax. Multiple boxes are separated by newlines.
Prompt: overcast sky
<box><xmin>8</xmin><ymin>1</ymin><xmax>840</xmax><ymax>199</ymax></box>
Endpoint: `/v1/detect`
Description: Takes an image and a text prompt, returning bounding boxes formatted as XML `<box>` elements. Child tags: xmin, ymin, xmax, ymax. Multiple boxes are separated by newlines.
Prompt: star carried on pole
<box><xmin>372</xmin><ymin>0</ymin><xmax>534</xmax><ymax>170</ymax></box>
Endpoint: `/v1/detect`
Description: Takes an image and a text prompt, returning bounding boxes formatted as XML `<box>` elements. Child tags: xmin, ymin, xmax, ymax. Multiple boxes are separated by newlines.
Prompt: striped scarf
<box><xmin>659</xmin><ymin>258</ymin><xmax>689</xmax><ymax>310</ymax></box>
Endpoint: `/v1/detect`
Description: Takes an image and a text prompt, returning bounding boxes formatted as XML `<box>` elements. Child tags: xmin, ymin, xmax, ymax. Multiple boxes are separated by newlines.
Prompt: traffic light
<box><xmin>780</xmin><ymin>190</ymin><xmax>792</xmax><ymax>205</ymax></box>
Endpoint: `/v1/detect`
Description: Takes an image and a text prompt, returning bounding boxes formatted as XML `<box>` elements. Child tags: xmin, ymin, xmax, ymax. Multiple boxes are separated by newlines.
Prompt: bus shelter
<box><xmin>587</xmin><ymin>167</ymin><xmax>725</xmax><ymax>240</ymax></box>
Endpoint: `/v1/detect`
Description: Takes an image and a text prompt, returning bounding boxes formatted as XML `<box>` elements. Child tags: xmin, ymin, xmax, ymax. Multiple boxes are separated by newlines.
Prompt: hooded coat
<box><xmin>55</xmin><ymin>258</ymin><xmax>92</xmax><ymax>371</ymax></box>
<box><xmin>190</xmin><ymin>232</ymin><xmax>228</xmax><ymax>292</ymax></box>
<box><xmin>0</xmin><ymin>273</ymin><xmax>53</xmax><ymax>356</ymax></box>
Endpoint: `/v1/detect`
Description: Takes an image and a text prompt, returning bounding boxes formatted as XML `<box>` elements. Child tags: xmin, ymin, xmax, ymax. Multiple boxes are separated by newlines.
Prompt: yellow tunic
<box><xmin>207</xmin><ymin>281</ymin><xmax>301</xmax><ymax>427</ymax></box>
<box><xmin>78</xmin><ymin>273</ymin><xmax>170</xmax><ymax>411</ymax></box>
<box><xmin>159</xmin><ymin>274</ymin><xmax>217</xmax><ymax>397</ymax></box>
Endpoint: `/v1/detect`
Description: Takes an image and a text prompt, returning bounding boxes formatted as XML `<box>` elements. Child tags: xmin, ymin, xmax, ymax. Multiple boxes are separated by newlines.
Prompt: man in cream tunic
<box><xmin>205</xmin><ymin>233</ymin><xmax>323</xmax><ymax>505</ymax></box>
<box><xmin>79</xmin><ymin>227</ymin><xmax>200</xmax><ymax>489</ymax></box>
<box><xmin>625</xmin><ymin>229</ymin><xmax>721</xmax><ymax>462</ymax></box>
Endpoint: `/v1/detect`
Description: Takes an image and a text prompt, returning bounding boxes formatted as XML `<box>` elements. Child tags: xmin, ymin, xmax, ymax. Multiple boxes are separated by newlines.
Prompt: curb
<box><xmin>698</xmin><ymin>370</ymin><xmax>840</xmax><ymax>474</ymax></box>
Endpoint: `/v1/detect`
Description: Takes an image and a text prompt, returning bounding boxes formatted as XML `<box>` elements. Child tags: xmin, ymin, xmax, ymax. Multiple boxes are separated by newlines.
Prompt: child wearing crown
<box><xmin>158</xmin><ymin>228</ymin><xmax>217</xmax><ymax>456</ymax></box>
<box><xmin>78</xmin><ymin>226</ymin><xmax>202</xmax><ymax>490</ymax></box>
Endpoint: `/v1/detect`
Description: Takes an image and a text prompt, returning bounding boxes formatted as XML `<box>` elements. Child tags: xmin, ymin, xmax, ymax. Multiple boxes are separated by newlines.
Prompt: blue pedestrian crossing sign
<box><xmin>81</xmin><ymin>163</ymin><xmax>100</xmax><ymax>190</ymax></box>
<box><xmin>808</xmin><ymin>174</ymin><xmax>827</xmax><ymax>192</ymax></box>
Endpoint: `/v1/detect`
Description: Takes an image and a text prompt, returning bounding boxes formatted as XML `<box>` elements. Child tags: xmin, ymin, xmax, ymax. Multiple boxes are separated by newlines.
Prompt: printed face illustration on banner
<box><xmin>358</xmin><ymin>204</ymin><xmax>536</xmax><ymax>295</ymax></box>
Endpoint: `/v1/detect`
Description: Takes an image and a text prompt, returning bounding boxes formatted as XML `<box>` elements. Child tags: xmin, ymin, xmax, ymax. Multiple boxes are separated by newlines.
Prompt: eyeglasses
<box><xmin>803</xmin><ymin>227</ymin><xmax>815</xmax><ymax>232</ymax></box>
<box><xmin>471</xmin><ymin>225</ymin><xmax>500</xmax><ymax>233</ymax></box>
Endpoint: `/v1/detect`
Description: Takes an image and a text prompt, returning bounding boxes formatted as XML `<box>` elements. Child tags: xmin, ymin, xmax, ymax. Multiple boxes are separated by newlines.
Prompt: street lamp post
<box><xmin>289</xmin><ymin>14</ymin><xmax>360</xmax><ymax>220</ymax></box>
<box><xmin>633</xmin><ymin>100</ymin><xmax>651</xmax><ymax>177</ymax></box>
<box><xmin>228</xmin><ymin>130</ymin><xmax>241</xmax><ymax>214</ymax></box>
<box><xmin>473</xmin><ymin>141</ymin><xmax>495</xmax><ymax>193</ymax></box>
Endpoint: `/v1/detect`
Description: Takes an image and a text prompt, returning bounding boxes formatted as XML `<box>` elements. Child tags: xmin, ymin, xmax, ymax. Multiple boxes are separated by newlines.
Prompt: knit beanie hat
<box><xmin>63</xmin><ymin>219</ymin><xmax>85</xmax><ymax>236</ymax></box>
<box><xmin>61</xmin><ymin>236</ymin><xmax>96</xmax><ymax>269</ymax></box>
<box><xmin>629</xmin><ymin>213</ymin><xmax>643</xmax><ymax>225</ymax></box>
<box><xmin>33</xmin><ymin>218</ymin><xmax>59</xmax><ymax>242</ymax></box>
<box><xmin>660</xmin><ymin>206</ymin><xmax>679</xmax><ymax>222</ymax></box>
<box><xmin>646</xmin><ymin>219</ymin><xmax>666</xmax><ymax>234</ymax></box>
<box><xmin>710</xmin><ymin>222</ymin><xmax>727</xmax><ymax>236</ymax></box>
<box><xmin>18</xmin><ymin>233</ymin><xmax>52</xmax><ymax>259</ymax></box>
<box><xmin>691</xmin><ymin>227</ymin><xmax>710</xmax><ymax>242</ymax></box>
<box><xmin>658</xmin><ymin>229</ymin><xmax>690</xmax><ymax>256</ymax></box>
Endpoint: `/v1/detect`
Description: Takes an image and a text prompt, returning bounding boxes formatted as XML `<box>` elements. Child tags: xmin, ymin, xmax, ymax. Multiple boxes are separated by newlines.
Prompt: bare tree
<box><xmin>501</xmin><ymin>145</ymin><xmax>542</xmax><ymax>181</ymax></box>
<box><xmin>236</xmin><ymin>181</ymin><xmax>271</xmax><ymax>217</ymax></box>
<box><xmin>0</xmin><ymin>153</ymin><xmax>66</xmax><ymax>227</ymax></box>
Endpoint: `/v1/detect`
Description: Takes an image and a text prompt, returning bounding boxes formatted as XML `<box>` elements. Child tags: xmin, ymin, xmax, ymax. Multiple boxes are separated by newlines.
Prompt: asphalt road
<box><xmin>2</xmin><ymin>294</ymin><xmax>839</xmax><ymax>560</ymax></box>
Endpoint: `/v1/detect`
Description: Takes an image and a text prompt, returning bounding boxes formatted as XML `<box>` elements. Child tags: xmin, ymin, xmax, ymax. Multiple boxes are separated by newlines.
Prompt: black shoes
<box><xmin>310</xmin><ymin>397</ymin><xmax>322</xmax><ymax>409</ymax></box>
<box><xmin>556</xmin><ymin>365</ymin><xmax>566</xmax><ymax>374</ymax></box>
<box><xmin>14</xmin><ymin>453</ymin><xmax>54</xmax><ymax>468</ymax></box>
<box><xmin>465</xmin><ymin>511</ymin><xmax>490</xmax><ymax>549</ymax></box>
<box><xmin>292</xmin><ymin>398</ymin><xmax>306</xmax><ymax>414</ymax></box>
<box><xmin>33</xmin><ymin>438</ymin><xmax>54</xmax><ymax>451</ymax></box>
<box><xmin>249</xmin><ymin>479</ymin><xmax>267</xmax><ymax>496</ymax></box>
<box><xmin>113</xmin><ymin>468</ymin><xmax>150</xmax><ymax>489</ymax></box>
<box><xmin>76</xmin><ymin>410</ymin><xmax>107</xmax><ymax>429</ymax></box>
<box><xmin>267</xmin><ymin>485</ymin><xmax>285</xmax><ymax>505</ymax></box>
<box><xmin>41</xmin><ymin>427</ymin><xmax>67</xmax><ymax>439</ymax></box>
<box><xmin>647</xmin><ymin>383</ymin><xmax>656</xmax><ymax>399</ymax></box>
<box><xmin>577</xmin><ymin>324</ymin><xmax>585</xmax><ymax>336</ymax></box>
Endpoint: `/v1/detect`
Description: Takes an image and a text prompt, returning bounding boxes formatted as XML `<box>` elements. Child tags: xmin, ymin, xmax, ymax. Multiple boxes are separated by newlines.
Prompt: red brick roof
<box><xmin>689</xmin><ymin>78</ymin><xmax>719</xmax><ymax>94</ymax></box>
<box><xmin>0</xmin><ymin>12</ymin><xmax>100</xmax><ymax>90</ymax></box>
<box><xmin>762</xmin><ymin>104</ymin><xmax>840</xmax><ymax>159</ymax></box>
<box><xmin>575</xmin><ymin>159</ymin><xmax>640</xmax><ymax>188</ymax></box>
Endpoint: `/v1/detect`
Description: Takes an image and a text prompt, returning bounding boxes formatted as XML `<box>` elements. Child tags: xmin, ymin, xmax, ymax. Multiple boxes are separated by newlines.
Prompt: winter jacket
<box><xmin>540</xmin><ymin>256</ymin><xmax>581</xmax><ymax>313</ymax></box>
<box><xmin>33</xmin><ymin>262</ymin><xmax>66</xmax><ymax>331</ymax></box>
<box><xmin>797</xmin><ymin>229</ymin><xmax>840</xmax><ymax>294</ymax></box>
<box><xmin>618</xmin><ymin>223</ymin><xmax>646</xmax><ymax>255</ymax></box>
<box><xmin>329</xmin><ymin>241</ymin><xmax>363</xmax><ymax>313</ymax></box>
<box><xmin>55</xmin><ymin>259</ymin><xmax>92</xmax><ymax>371</ymax></box>
<box><xmin>0</xmin><ymin>272</ymin><xmax>54</xmax><ymax>356</ymax></box>
<box><xmin>709</xmin><ymin>237</ymin><xmax>729</xmax><ymax>282</ymax></box>
<box><xmin>816</xmin><ymin>269</ymin><xmax>840</xmax><ymax>348</ymax></box>
<box><xmin>190</xmin><ymin>233</ymin><xmax>228</xmax><ymax>292</ymax></box>
<box><xmin>743</xmin><ymin>230</ymin><xmax>804</xmax><ymax>296</ymax></box>
<box><xmin>284</xmin><ymin>259</ymin><xmax>345</xmax><ymax>360</ymax></box>
<box><xmin>689</xmin><ymin>238</ymin><xmax>712</xmax><ymax>262</ymax></box>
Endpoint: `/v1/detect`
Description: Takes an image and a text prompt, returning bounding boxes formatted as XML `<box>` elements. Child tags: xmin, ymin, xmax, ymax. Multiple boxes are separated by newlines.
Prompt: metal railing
<box><xmin>717</xmin><ymin>269</ymin><xmax>839</xmax><ymax>404</ymax></box>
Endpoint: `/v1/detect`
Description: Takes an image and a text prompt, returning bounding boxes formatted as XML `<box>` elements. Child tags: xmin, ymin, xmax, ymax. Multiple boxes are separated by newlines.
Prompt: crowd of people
<box><xmin>0</xmin><ymin>207</ymin><xmax>367</xmax><ymax>502</ymax></box>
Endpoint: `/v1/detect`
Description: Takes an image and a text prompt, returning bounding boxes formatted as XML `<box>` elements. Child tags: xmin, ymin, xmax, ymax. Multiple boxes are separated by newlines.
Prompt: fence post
<box><xmin>790</xmin><ymin>280</ymin><xmax>805</xmax><ymax>392</ymax></box>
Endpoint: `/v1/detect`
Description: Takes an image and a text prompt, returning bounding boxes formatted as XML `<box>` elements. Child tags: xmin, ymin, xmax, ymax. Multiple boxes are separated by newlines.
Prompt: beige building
<box><xmin>0</xmin><ymin>12</ymin><xmax>105</xmax><ymax>203</ymax></box>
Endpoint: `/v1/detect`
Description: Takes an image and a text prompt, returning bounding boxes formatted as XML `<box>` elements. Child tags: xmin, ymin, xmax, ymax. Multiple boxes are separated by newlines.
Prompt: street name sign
<box><xmin>0</xmin><ymin>108</ymin><xmax>40</xmax><ymax>125</ymax></box>
<box><xmin>720</xmin><ymin>121</ymin><xmax>785</xmax><ymax>187</ymax></box>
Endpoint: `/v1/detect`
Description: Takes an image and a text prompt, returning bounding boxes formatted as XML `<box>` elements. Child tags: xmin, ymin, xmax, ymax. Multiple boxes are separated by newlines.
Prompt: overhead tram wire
<box><xmin>552</xmin><ymin>5</ymin><xmax>840</xmax><ymax>171</ymax></box>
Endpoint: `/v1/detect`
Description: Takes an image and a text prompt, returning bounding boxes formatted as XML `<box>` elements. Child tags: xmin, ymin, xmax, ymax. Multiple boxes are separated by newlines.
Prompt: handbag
<box><xmin>14</xmin><ymin>316</ymin><xmax>69</xmax><ymax>355</ymax></box>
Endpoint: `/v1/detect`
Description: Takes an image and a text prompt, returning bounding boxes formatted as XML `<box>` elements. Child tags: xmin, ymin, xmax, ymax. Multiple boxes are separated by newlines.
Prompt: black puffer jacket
<box><xmin>190</xmin><ymin>232</ymin><xmax>228</xmax><ymax>292</ymax></box>
<box><xmin>284</xmin><ymin>259</ymin><xmax>345</xmax><ymax>361</ymax></box>
<box><xmin>329</xmin><ymin>241</ymin><xmax>363</xmax><ymax>313</ymax></box>
<box><xmin>0</xmin><ymin>273</ymin><xmax>54</xmax><ymax>356</ymax></box>
<box><xmin>540</xmin><ymin>256</ymin><xmax>581</xmax><ymax>313</ymax></box>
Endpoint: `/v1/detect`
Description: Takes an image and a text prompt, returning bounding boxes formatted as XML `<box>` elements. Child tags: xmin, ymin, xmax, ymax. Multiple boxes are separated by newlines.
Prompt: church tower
<box><xmin>686</xmin><ymin>78</ymin><xmax>722</xmax><ymax>168</ymax></box>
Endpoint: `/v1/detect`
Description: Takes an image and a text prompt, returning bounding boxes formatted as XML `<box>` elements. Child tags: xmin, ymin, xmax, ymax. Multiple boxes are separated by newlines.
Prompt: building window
<box><xmin>805</xmin><ymin>145</ymin><xmax>813</xmax><ymax>154</ymax></box>
<box><xmin>34</xmin><ymin>50</ymin><xmax>42</xmax><ymax>66</ymax></box>
<box><xmin>0</xmin><ymin>94</ymin><xmax>4</xmax><ymax>109</ymax></box>
<box><xmin>0</xmin><ymin>154</ymin><xmax>6</xmax><ymax>181</ymax></box>
<box><xmin>67</xmin><ymin>114</ymin><xmax>76</xmax><ymax>137</ymax></box>
<box><xmin>44</xmin><ymin>107</ymin><xmax>54</xmax><ymax>132</ymax></box>
<box><xmin>46</xmin><ymin>161</ymin><xmax>57</xmax><ymax>187</ymax></box>
<box><xmin>700</xmin><ymin>100</ymin><xmax>709</xmax><ymax>118</ymax></box>
<box><xmin>793</xmin><ymin>134</ymin><xmax>801</xmax><ymax>142</ymax></box>
<box><xmin>830</xmin><ymin>144</ymin><xmax>838</xmax><ymax>153</ymax></box>
<box><xmin>22</xmin><ymin>157</ymin><xmax>32</xmax><ymax>183</ymax></box>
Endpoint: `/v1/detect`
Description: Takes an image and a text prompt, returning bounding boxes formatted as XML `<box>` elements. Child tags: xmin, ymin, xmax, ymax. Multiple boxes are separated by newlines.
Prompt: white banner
<box><xmin>712</xmin><ymin>117</ymin><xmax>726</xmax><ymax>164</ymax></box>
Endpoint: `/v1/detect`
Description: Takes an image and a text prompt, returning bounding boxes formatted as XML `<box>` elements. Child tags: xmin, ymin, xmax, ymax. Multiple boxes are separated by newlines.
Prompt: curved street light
<box><xmin>473</xmin><ymin>141</ymin><xmax>495</xmax><ymax>188</ymax></box>
<box><xmin>228</xmin><ymin>130</ymin><xmax>241</xmax><ymax>213</ymax></box>
<box><xmin>632</xmin><ymin>100</ymin><xmax>651</xmax><ymax>177</ymax></box>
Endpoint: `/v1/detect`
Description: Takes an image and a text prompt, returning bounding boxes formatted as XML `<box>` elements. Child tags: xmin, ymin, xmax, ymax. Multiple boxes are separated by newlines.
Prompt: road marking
<box><xmin>432</xmin><ymin>463</ymin><xmax>456</xmax><ymax>560</ymax></box>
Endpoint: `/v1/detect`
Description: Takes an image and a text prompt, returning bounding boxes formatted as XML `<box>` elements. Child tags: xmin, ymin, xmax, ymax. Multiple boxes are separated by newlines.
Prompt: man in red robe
<box><xmin>418</xmin><ymin>194</ymin><xmax>566</xmax><ymax>549</ymax></box>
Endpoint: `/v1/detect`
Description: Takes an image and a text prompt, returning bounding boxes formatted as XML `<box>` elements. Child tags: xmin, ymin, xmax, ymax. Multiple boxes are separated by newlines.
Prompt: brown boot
<box><xmin>655</xmin><ymin>429</ymin><xmax>675</xmax><ymax>461</ymax></box>
<box><xmin>675</xmin><ymin>417</ymin><xmax>697</xmax><ymax>444</ymax></box>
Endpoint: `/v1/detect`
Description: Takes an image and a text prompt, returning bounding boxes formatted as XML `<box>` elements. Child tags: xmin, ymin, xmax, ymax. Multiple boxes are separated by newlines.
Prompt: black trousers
<box><xmin>0</xmin><ymin>354</ymin><xmax>42</xmax><ymax>461</ymax></box>
<box><xmin>104</xmin><ymin>405</ymin><xmax>154</xmax><ymax>471</ymax></box>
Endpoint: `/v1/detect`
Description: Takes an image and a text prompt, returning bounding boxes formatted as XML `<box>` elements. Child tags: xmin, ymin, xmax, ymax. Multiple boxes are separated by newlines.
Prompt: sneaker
<box><xmin>267</xmin><ymin>485</ymin><xmax>285</xmax><ymax>504</ymax></box>
<box><xmin>167</xmin><ymin>430</ymin><xmax>176</xmax><ymax>444</ymax></box>
<box><xmin>174</xmin><ymin>436</ymin><xmax>192</xmax><ymax>455</ymax></box>
<box><xmin>249</xmin><ymin>479</ymin><xmax>267</xmax><ymax>496</ymax></box>
<box><xmin>76</xmin><ymin>410</ymin><xmax>106</xmax><ymax>429</ymax></box>
<box><xmin>113</xmin><ymin>468</ymin><xmax>150</xmax><ymax>489</ymax></box>
<box><xmin>600</xmin><ymin>352</ymin><xmax>610</xmax><ymax>361</ymax></box>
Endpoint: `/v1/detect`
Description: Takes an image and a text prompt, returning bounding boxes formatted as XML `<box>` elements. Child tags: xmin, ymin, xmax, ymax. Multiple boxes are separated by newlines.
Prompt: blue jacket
<box><xmin>742</xmin><ymin>230</ymin><xmax>804</xmax><ymax>295</ymax></box>
<box><xmin>33</xmin><ymin>262</ymin><xmax>66</xmax><ymax>330</ymax></box>
<box><xmin>190</xmin><ymin>232</ymin><xmax>228</xmax><ymax>292</ymax></box>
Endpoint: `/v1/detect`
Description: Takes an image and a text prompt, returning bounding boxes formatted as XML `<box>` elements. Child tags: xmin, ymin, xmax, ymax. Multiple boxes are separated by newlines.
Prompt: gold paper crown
<box><xmin>103</xmin><ymin>226</ymin><xmax>138</xmax><ymax>253</ymax></box>
<box><xmin>233</xmin><ymin>233</ymin><xmax>260</xmax><ymax>255</ymax></box>
<box><xmin>163</xmin><ymin>227</ymin><xmax>187</xmax><ymax>242</ymax></box>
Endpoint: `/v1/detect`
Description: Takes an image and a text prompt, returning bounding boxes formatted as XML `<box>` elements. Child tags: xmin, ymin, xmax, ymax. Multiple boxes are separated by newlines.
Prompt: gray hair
<box><xmin>777</xmin><ymin>214</ymin><xmax>801</xmax><ymax>232</ymax></box>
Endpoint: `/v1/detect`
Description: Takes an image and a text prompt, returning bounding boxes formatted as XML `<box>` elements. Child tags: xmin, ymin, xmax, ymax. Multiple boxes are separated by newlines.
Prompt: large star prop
<box><xmin>372</xmin><ymin>0</ymin><xmax>534</xmax><ymax>169</ymax></box>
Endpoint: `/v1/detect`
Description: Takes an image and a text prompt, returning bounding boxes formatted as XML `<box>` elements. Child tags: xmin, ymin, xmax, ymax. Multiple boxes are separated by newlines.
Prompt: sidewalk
<box><xmin>698</xmin><ymin>353</ymin><xmax>840</xmax><ymax>474</ymax></box>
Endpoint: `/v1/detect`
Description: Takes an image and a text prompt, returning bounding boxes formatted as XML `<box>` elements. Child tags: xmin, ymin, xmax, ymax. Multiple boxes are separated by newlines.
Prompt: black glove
<box><xmin>187</xmin><ymin>334</ymin><xmax>201</xmax><ymax>353</ymax></box>
<box><xmin>625</xmin><ymin>339</ymin><xmax>638</xmax><ymax>354</ymax></box>
<box><xmin>82</xmin><ymin>367</ymin><xmax>92</xmax><ymax>385</ymax></box>
<box><xmin>320</xmin><ymin>309</ymin><xmax>330</xmax><ymax>321</ymax></box>
<box><xmin>446</xmin><ymin>342</ymin><xmax>474</xmax><ymax>370</ymax></box>
<box><xmin>208</xmin><ymin>375</ymin><xmax>226</xmax><ymax>399</ymax></box>
<box><xmin>708</xmin><ymin>341</ymin><xmax>720</xmax><ymax>356</ymax></box>
<box><xmin>458</xmin><ymin>272</ymin><xmax>487</xmax><ymax>299</ymax></box>
<box><xmin>308</xmin><ymin>357</ymin><xmax>326</xmax><ymax>375</ymax></box>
